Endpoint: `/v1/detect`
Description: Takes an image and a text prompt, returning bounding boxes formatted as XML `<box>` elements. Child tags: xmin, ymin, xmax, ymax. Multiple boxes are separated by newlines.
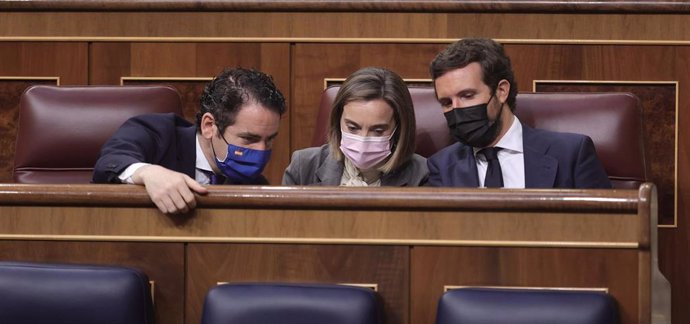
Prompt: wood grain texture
<box><xmin>0</xmin><ymin>241</ymin><xmax>185</xmax><ymax>324</ymax></box>
<box><xmin>411</xmin><ymin>247</ymin><xmax>641</xmax><ymax>324</ymax></box>
<box><xmin>0</xmin><ymin>42</ymin><xmax>87</xmax><ymax>183</ymax></box>
<box><xmin>187</xmin><ymin>243</ymin><xmax>408</xmax><ymax>324</ymax></box>
<box><xmin>0</xmin><ymin>184</ymin><xmax>662</xmax><ymax>324</ymax></box>
<box><xmin>3</xmin><ymin>12</ymin><xmax>690</xmax><ymax>40</ymax></box>
<box><xmin>2</xmin><ymin>0</ymin><xmax>690</xmax><ymax>13</ymax></box>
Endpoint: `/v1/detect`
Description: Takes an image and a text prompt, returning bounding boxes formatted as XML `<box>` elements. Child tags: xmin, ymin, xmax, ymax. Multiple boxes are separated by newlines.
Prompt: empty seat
<box><xmin>13</xmin><ymin>85</ymin><xmax>183</xmax><ymax>183</ymax></box>
<box><xmin>435</xmin><ymin>287</ymin><xmax>619</xmax><ymax>324</ymax></box>
<box><xmin>201</xmin><ymin>283</ymin><xmax>381</xmax><ymax>324</ymax></box>
<box><xmin>0</xmin><ymin>261</ymin><xmax>155</xmax><ymax>324</ymax></box>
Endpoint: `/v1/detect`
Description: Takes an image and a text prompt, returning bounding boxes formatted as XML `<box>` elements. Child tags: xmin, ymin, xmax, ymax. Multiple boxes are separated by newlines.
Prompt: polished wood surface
<box><xmin>0</xmin><ymin>2</ymin><xmax>688</xmax><ymax>322</ymax></box>
<box><xmin>2</xmin><ymin>13</ymin><xmax>690</xmax><ymax>40</ymax></box>
<box><xmin>187</xmin><ymin>244</ymin><xmax>408</xmax><ymax>324</ymax></box>
<box><xmin>2</xmin><ymin>0</ymin><xmax>690</xmax><ymax>13</ymax></box>
<box><xmin>412</xmin><ymin>247</ymin><xmax>641</xmax><ymax>324</ymax></box>
<box><xmin>0</xmin><ymin>184</ymin><xmax>666</xmax><ymax>324</ymax></box>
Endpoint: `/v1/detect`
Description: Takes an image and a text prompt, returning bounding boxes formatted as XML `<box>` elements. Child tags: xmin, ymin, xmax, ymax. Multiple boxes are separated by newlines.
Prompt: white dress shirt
<box><xmin>118</xmin><ymin>134</ymin><xmax>216</xmax><ymax>184</ymax></box>
<box><xmin>473</xmin><ymin>116</ymin><xmax>525</xmax><ymax>188</ymax></box>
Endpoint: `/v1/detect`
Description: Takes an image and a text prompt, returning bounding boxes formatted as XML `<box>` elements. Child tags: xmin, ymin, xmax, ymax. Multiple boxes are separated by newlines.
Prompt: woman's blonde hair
<box><xmin>328</xmin><ymin>67</ymin><xmax>416</xmax><ymax>173</ymax></box>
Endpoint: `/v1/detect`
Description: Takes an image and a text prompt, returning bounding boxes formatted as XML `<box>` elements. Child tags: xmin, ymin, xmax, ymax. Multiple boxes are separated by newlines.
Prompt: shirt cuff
<box><xmin>118</xmin><ymin>162</ymin><xmax>151</xmax><ymax>184</ymax></box>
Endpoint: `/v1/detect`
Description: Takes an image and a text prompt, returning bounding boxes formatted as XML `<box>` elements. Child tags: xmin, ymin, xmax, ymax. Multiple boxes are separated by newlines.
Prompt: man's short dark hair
<box><xmin>196</xmin><ymin>68</ymin><xmax>286</xmax><ymax>132</ymax></box>
<box><xmin>430</xmin><ymin>38</ymin><xmax>518</xmax><ymax>110</ymax></box>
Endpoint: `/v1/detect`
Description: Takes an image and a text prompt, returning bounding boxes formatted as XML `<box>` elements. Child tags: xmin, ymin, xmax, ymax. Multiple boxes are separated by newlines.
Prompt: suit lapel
<box><xmin>179</xmin><ymin>123</ymin><xmax>198</xmax><ymax>178</ymax></box>
<box><xmin>315</xmin><ymin>155</ymin><xmax>344</xmax><ymax>186</ymax></box>
<box><xmin>522</xmin><ymin>125</ymin><xmax>558</xmax><ymax>188</ymax></box>
<box><xmin>453</xmin><ymin>145</ymin><xmax>480</xmax><ymax>187</ymax></box>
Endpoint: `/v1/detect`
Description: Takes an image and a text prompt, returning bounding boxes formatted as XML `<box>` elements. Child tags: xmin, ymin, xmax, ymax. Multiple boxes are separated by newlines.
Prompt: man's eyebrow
<box><xmin>237</xmin><ymin>132</ymin><xmax>262</xmax><ymax>140</ymax></box>
<box><xmin>437</xmin><ymin>88</ymin><xmax>477</xmax><ymax>102</ymax></box>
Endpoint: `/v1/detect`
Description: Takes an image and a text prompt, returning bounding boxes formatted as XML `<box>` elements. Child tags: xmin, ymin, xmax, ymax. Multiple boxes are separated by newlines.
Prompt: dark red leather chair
<box><xmin>13</xmin><ymin>85</ymin><xmax>183</xmax><ymax>183</ymax></box>
<box><xmin>315</xmin><ymin>86</ymin><xmax>647</xmax><ymax>189</ymax></box>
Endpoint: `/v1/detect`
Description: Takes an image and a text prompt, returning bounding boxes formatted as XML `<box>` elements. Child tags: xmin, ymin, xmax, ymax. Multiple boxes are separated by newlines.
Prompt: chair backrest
<box><xmin>314</xmin><ymin>86</ymin><xmax>647</xmax><ymax>189</ymax></box>
<box><xmin>0</xmin><ymin>261</ymin><xmax>155</xmax><ymax>324</ymax></box>
<box><xmin>516</xmin><ymin>92</ymin><xmax>647</xmax><ymax>189</ymax></box>
<box><xmin>435</xmin><ymin>288</ymin><xmax>620</xmax><ymax>324</ymax></box>
<box><xmin>13</xmin><ymin>85</ymin><xmax>183</xmax><ymax>183</ymax></box>
<box><xmin>201</xmin><ymin>283</ymin><xmax>381</xmax><ymax>324</ymax></box>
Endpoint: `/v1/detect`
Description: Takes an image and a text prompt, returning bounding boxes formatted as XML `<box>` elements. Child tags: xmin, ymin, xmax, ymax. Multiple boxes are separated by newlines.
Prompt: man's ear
<box><xmin>496</xmin><ymin>79</ymin><xmax>511</xmax><ymax>104</ymax></box>
<box><xmin>200</xmin><ymin>112</ymin><xmax>216</xmax><ymax>139</ymax></box>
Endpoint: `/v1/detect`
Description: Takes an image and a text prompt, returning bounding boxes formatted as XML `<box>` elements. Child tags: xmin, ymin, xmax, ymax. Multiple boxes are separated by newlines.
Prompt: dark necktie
<box><xmin>480</xmin><ymin>147</ymin><xmax>503</xmax><ymax>188</ymax></box>
<box><xmin>208</xmin><ymin>172</ymin><xmax>226</xmax><ymax>185</ymax></box>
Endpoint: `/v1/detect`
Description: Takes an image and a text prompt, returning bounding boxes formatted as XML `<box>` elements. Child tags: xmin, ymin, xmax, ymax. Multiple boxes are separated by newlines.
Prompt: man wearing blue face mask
<box><xmin>93</xmin><ymin>68</ymin><xmax>286</xmax><ymax>214</ymax></box>
<box><xmin>426</xmin><ymin>38</ymin><xmax>611</xmax><ymax>189</ymax></box>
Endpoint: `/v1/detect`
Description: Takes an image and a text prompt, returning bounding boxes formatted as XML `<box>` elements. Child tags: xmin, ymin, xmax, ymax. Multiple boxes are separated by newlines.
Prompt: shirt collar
<box><xmin>196</xmin><ymin>134</ymin><xmax>214</xmax><ymax>172</ymax></box>
<box><xmin>473</xmin><ymin>115</ymin><xmax>523</xmax><ymax>157</ymax></box>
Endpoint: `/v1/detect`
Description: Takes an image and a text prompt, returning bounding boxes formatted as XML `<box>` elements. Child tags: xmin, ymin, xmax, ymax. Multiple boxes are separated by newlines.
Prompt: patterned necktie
<box><xmin>208</xmin><ymin>172</ymin><xmax>226</xmax><ymax>185</ymax></box>
<box><xmin>480</xmin><ymin>147</ymin><xmax>503</xmax><ymax>188</ymax></box>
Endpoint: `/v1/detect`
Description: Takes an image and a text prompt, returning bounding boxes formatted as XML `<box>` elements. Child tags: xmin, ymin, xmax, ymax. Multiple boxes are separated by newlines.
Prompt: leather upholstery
<box><xmin>435</xmin><ymin>288</ymin><xmax>620</xmax><ymax>324</ymax></box>
<box><xmin>314</xmin><ymin>87</ymin><xmax>647</xmax><ymax>189</ymax></box>
<box><xmin>0</xmin><ymin>261</ymin><xmax>155</xmax><ymax>324</ymax></box>
<box><xmin>14</xmin><ymin>85</ymin><xmax>183</xmax><ymax>183</ymax></box>
<box><xmin>516</xmin><ymin>92</ymin><xmax>647</xmax><ymax>189</ymax></box>
<box><xmin>201</xmin><ymin>283</ymin><xmax>381</xmax><ymax>324</ymax></box>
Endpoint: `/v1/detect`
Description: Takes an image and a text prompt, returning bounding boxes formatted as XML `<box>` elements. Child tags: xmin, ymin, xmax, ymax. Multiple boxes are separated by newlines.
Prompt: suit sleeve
<box><xmin>574</xmin><ymin>136</ymin><xmax>613</xmax><ymax>189</ymax></box>
<box><xmin>92</xmin><ymin>115</ymin><xmax>169</xmax><ymax>184</ymax></box>
<box><xmin>425</xmin><ymin>155</ymin><xmax>444</xmax><ymax>187</ymax></box>
<box><xmin>281</xmin><ymin>150</ymin><xmax>303</xmax><ymax>185</ymax></box>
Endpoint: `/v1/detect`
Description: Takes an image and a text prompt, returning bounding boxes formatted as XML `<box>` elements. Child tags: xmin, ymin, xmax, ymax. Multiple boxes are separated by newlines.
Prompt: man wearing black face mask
<box><xmin>93</xmin><ymin>68</ymin><xmax>286</xmax><ymax>214</ymax></box>
<box><xmin>426</xmin><ymin>38</ymin><xmax>611</xmax><ymax>189</ymax></box>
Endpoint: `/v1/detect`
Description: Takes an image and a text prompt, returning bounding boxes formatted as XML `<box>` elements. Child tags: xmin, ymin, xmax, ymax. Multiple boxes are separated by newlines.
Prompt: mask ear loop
<box><xmin>487</xmin><ymin>89</ymin><xmax>504</xmax><ymax>127</ymax></box>
<box><xmin>210</xmin><ymin>123</ymin><xmax>229</xmax><ymax>162</ymax></box>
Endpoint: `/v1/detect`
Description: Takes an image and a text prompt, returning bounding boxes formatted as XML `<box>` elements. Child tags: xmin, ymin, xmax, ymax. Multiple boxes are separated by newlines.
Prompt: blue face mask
<box><xmin>212</xmin><ymin>133</ymin><xmax>271</xmax><ymax>184</ymax></box>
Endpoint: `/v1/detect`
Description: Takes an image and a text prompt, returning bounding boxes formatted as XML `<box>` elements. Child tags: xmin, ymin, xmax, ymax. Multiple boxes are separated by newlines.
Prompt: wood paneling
<box><xmin>4</xmin><ymin>0</ymin><xmax>690</xmax><ymax>13</ymax></box>
<box><xmin>187</xmin><ymin>244</ymin><xmax>408</xmax><ymax>324</ymax></box>
<box><xmin>0</xmin><ymin>42</ymin><xmax>87</xmax><ymax>183</ymax></box>
<box><xmin>0</xmin><ymin>241</ymin><xmax>184</xmax><ymax>324</ymax></box>
<box><xmin>0</xmin><ymin>79</ymin><xmax>57</xmax><ymax>183</ymax></box>
<box><xmin>0</xmin><ymin>184</ymin><xmax>663</xmax><ymax>324</ymax></box>
<box><xmin>411</xmin><ymin>247</ymin><xmax>640</xmax><ymax>324</ymax></box>
<box><xmin>3</xmin><ymin>12</ymin><xmax>690</xmax><ymax>40</ymax></box>
<box><xmin>0</xmin><ymin>4</ymin><xmax>689</xmax><ymax>322</ymax></box>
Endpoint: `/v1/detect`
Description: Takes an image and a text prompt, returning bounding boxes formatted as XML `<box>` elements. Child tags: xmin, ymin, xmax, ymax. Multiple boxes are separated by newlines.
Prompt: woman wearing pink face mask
<box><xmin>282</xmin><ymin>67</ymin><xmax>428</xmax><ymax>186</ymax></box>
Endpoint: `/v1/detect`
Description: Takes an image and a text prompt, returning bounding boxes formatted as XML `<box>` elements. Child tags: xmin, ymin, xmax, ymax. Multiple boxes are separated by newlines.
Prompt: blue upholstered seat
<box><xmin>201</xmin><ymin>283</ymin><xmax>381</xmax><ymax>324</ymax></box>
<box><xmin>0</xmin><ymin>261</ymin><xmax>155</xmax><ymax>324</ymax></box>
<box><xmin>435</xmin><ymin>288</ymin><xmax>620</xmax><ymax>324</ymax></box>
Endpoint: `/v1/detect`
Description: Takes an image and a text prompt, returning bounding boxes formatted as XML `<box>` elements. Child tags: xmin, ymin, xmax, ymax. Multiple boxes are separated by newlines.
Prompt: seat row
<box><xmin>0</xmin><ymin>261</ymin><xmax>619</xmax><ymax>324</ymax></box>
<box><xmin>13</xmin><ymin>85</ymin><xmax>647</xmax><ymax>188</ymax></box>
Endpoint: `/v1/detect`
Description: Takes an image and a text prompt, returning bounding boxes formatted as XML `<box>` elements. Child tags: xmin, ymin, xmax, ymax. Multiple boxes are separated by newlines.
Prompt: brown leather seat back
<box><xmin>14</xmin><ymin>85</ymin><xmax>183</xmax><ymax>183</ymax></box>
<box><xmin>515</xmin><ymin>92</ymin><xmax>647</xmax><ymax>189</ymax></box>
<box><xmin>315</xmin><ymin>86</ymin><xmax>647</xmax><ymax>189</ymax></box>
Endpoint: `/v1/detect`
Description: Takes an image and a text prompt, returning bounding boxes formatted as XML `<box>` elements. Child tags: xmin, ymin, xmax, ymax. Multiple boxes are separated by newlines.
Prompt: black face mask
<box><xmin>444</xmin><ymin>95</ymin><xmax>504</xmax><ymax>148</ymax></box>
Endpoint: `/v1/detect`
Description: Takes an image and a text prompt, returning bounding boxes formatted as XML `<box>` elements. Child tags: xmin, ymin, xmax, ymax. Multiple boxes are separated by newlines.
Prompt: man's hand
<box><xmin>132</xmin><ymin>165</ymin><xmax>209</xmax><ymax>214</ymax></box>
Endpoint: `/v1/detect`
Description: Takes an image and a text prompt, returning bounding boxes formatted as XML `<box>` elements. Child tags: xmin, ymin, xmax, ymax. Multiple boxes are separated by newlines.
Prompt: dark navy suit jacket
<box><xmin>92</xmin><ymin>113</ymin><xmax>268</xmax><ymax>185</ymax></box>
<box><xmin>427</xmin><ymin>124</ymin><xmax>612</xmax><ymax>188</ymax></box>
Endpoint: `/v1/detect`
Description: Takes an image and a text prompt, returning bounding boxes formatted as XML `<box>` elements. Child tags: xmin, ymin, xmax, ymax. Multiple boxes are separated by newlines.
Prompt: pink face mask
<box><xmin>339</xmin><ymin>129</ymin><xmax>395</xmax><ymax>170</ymax></box>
